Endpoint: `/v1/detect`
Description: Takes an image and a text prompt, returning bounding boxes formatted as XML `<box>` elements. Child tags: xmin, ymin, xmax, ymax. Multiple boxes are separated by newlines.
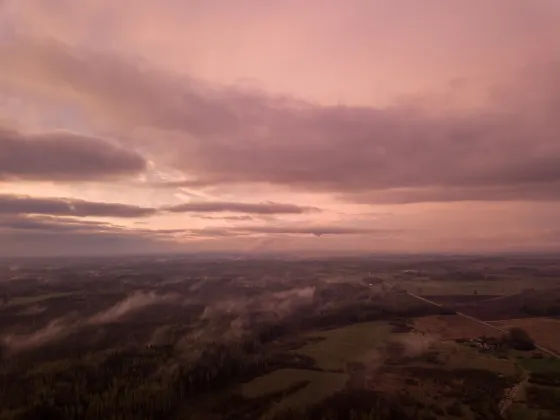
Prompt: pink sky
<box><xmin>1</xmin><ymin>0</ymin><xmax>560</xmax><ymax>256</ymax></box>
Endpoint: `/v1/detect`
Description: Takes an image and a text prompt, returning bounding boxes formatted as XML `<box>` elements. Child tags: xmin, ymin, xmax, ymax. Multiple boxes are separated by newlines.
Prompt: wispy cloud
<box><xmin>164</xmin><ymin>201</ymin><xmax>319</xmax><ymax>215</ymax></box>
<box><xmin>181</xmin><ymin>225</ymin><xmax>395</xmax><ymax>238</ymax></box>
<box><xmin>0</xmin><ymin>194</ymin><xmax>321</xmax><ymax>218</ymax></box>
<box><xmin>87</xmin><ymin>291</ymin><xmax>179</xmax><ymax>325</ymax></box>
<box><xmin>0</xmin><ymin>194</ymin><xmax>156</xmax><ymax>218</ymax></box>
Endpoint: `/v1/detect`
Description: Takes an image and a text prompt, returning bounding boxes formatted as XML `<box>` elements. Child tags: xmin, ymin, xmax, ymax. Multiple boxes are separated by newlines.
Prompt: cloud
<box><xmin>0</xmin><ymin>213</ymin><xmax>185</xmax><ymax>237</ymax></box>
<box><xmin>0</xmin><ymin>194</ymin><xmax>317</xmax><ymax>219</ymax></box>
<box><xmin>0</xmin><ymin>214</ymin><xmax>182</xmax><ymax>257</ymax></box>
<box><xmin>238</xmin><ymin>225</ymin><xmax>391</xmax><ymax>237</ymax></box>
<box><xmin>191</xmin><ymin>215</ymin><xmax>255</xmax><ymax>221</ymax></box>
<box><xmin>183</xmin><ymin>225</ymin><xmax>393</xmax><ymax>238</ymax></box>
<box><xmin>344</xmin><ymin>183</ymin><xmax>560</xmax><ymax>205</ymax></box>
<box><xmin>0</xmin><ymin>126</ymin><xmax>147</xmax><ymax>182</ymax></box>
<box><xmin>1</xmin><ymin>39</ymin><xmax>560</xmax><ymax>203</ymax></box>
<box><xmin>0</xmin><ymin>207</ymin><xmax>385</xmax><ymax>256</ymax></box>
<box><xmin>0</xmin><ymin>215</ymin><xmax>112</xmax><ymax>232</ymax></box>
<box><xmin>164</xmin><ymin>201</ymin><xmax>319</xmax><ymax>214</ymax></box>
<box><xmin>0</xmin><ymin>194</ymin><xmax>156</xmax><ymax>217</ymax></box>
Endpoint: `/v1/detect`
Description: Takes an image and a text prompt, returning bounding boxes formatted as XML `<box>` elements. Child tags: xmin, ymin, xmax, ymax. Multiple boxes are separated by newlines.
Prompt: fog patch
<box><xmin>1</xmin><ymin>291</ymin><xmax>179</xmax><ymax>354</ymax></box>
<box><xmin>390</xmin><ymin>333</ymin><xmax>439</xmax><ymax>357</ymax></box>
<box><xmin>145</xmin><ymin>325</ymin><xmax>173</xmax><ymax>347</ymax></box>
<box><xmin>178</xmin><ymin>287</ymin><xmax>316</xmax><ymax>356</ymax></box>
<box><xmin>1</xmin><ymin>318</ymin><xmax>73</xmax><ymax>354</ymax></box>
<box><xmin>87</xmin><ymin>291</ymin><xmax>179</xmax><ymax>325</ymax></box>
<box><xmin>201</xmin><ymin>286</ymin><xmax>315</xmax><ymax>320</ymax></box>
<box><xmin>17</xmin><ymin>304</ymin><xmax>47</xmax><ymax>316</ymax></box>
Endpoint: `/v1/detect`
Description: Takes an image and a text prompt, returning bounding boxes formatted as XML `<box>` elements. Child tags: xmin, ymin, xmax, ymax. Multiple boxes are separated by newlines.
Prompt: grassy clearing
<box><xmin>295</xmin><ymin>321</ymin><xmax>392</xmax><ymax>371</ymax></box>
<box><xmin>240</xmin><ymin>369</ymin><xmax>329</xmax><ymax>398</ymax></box>
<box><xmin>239</xmin><ymin>322</ymin><xmax>391</xmax><ymax>418</ymax></box>
<box><xmin>239</xmin><ymin>369</ymin><xmax>347</xmax><ymax>418</ymax></box>
<box><xmin>6</xmin><ymin>292</ymin><xmax>72</xmax><ymax>307</ymax></box>
<box><xmin>442</xmin><ymin>342</ymin><xmax>518</xmax><ymax>375</ymax></box>
<box><xmin>517</xmin><ymin>356</ymin><xmax>560</xmax><ymax>374</ymax></box>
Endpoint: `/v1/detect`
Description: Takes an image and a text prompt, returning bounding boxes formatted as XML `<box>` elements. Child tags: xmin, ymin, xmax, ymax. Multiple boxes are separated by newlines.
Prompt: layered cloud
<box><xmin>0</xmin><ymin>194</ymin><xmax>155</xmax><ymax>218</ymax></box>
<box><xmin>1</xmin><ymin>1</ymin><xmax>560</xmax><ymax>254</ymax></box>
<box><xmin>0</xmin><ymin>215</ymin><xmax>182</xmax><ymax>257</ymax></box>
<box><xmin>1</xmin><ymin>39</ymin><xmax>559</xmax><ymax>204</ymax></box>
<box><xmin>181</xmin><ymin>225</ymin><xmax>391</xmax><ymax>238</ymax></box>
<box><xmin>0</xmin><ymin>211</ymin><xmax>390</xmax><ymax>257</ymax></box>
<box><xmin>0</xmin><ymin>126</ymin><xmax>147</xmax><ymax>182</ymax></box>
<box><xmin>0</xmin><ymin>194</ymin><xmax>320</xmax><ymax>218</ymax></box>
<box><xmin>0</xmin><ymin>193</ymin><xmax>353</xmax><ymax>256</ymax></box>
<box><xmin>164</xmin><ymin>201</ymin><xmax>319</xmax><ymax>215</ymax></box>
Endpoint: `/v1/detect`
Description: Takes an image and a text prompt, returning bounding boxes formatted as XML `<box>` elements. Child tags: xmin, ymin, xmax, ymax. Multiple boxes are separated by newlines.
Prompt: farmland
<box><xmin>413</xmin><ymin>315</ymin><xmax>503</xmax><ymax>340</ymax></box>
<box><xmin>490</xmin><ymin>318</ymin><xmax>560</xmax><ymax>354</ymax></box>
<box><xmin>1</xmin><ymin>255</ymin><xmax>560</xmax><ymax>419</ymax></box>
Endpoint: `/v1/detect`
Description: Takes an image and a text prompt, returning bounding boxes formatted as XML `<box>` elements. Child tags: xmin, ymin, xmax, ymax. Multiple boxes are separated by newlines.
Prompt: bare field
<box><xmin>413</xmin><ymin>315</ymin><xmax>503</xmax><ymax>340</ymax></box>
<box><xmin>490</xmin><ymin>318</ymin><xmax>560</xmax><ymax>354</ymax></box>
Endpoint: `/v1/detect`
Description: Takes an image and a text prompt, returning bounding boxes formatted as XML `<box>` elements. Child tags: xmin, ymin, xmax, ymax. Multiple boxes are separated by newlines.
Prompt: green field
<box><xmin>240</xmin><ymin>369</ymin><xmax>347</xmax><ymax>418</ymax></box>
<box><xmin>439</xmin><ymin>342</ymin><xmax>518</xmax><ymax>375</ymax></box>
<box><xmin>6</xmin><ymin>292</ymin><xmax>72</xmax><ymax>307</ymax></box>
<box><xmin>517</xmin><ymin>356</ymin><xmax>560</xmax><ymax>374</ymax></box>
<box><xmin>295</xmin><ymin>321</ymin><xmax>392</xmax><ymax>371</ymax></box>
<box><xmin>236</xmin><ymin>322</ymin><xmax>392</xmax><ymax>418</ymax></box>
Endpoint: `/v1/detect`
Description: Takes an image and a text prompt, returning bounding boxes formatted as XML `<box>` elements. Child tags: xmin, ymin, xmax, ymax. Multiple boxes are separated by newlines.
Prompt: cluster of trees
<box><xmin>504</xmin><ymin>327</ymin><xmax>536</xmax><ymax>351</ymax></box>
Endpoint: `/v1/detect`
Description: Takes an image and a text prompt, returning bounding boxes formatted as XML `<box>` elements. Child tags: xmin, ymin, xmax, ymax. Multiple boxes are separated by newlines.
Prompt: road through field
<box><xmin>403</xmin><ymin>287</ymin><xmax>560</xmax><ymax>359</ymax></box>
<box><xmin>366</xmin><ymin>279</ymin><xmax>560</xmax><ymax>359</ymax></box>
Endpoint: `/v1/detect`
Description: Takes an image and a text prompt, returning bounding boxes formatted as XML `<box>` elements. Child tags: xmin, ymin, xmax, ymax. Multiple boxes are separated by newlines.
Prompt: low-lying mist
<box><xmin>1</xmin><ymin>291</ymin><xmax>179</xmax><ymax>354</ymax></box>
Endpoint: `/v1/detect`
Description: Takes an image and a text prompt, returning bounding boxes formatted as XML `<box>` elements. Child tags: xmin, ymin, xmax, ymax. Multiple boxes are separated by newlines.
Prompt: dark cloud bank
<box><xmin>0</xmin><ymin>127</ymin><xmax>147</xmax><ymax>182</ymax></box>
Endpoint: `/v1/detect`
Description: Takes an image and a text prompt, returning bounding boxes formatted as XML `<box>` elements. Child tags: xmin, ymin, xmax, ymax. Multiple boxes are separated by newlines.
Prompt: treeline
<box><xmin>1</xmin><ymin>331</ymin><xmax>330</xmax><ymax>419</ymax></box>
<box><xmin>1</xmin><ymin>291</ymin><xmax>450</xmax><ymax>419</ymax></box>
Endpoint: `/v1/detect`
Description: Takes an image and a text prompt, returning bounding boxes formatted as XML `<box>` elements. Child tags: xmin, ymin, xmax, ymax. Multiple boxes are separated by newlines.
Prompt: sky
<box><xmin>0</xmin><ymin>0</ymin><xmax>560</xmax><ymax>256</ymax></box>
